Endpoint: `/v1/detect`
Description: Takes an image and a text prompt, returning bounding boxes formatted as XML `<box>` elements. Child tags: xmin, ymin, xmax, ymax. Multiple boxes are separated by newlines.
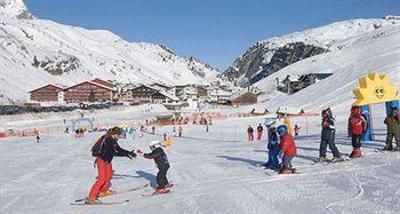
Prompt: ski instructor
<box><xmin>87</xmin><ymin>127</ymin><xmax>137</xmax><ymax>204</ymax></box>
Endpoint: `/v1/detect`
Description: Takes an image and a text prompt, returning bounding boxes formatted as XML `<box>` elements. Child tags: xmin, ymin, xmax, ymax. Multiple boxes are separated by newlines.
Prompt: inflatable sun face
<box><xmin>375</xmin><ymin>86</ymin><xmax>385</xmax><ymax>98</ymax></box>
<box><xmin>353</xmin><ymin>72</ymin><xmax>399</xmax><ymax>106</ymax></box>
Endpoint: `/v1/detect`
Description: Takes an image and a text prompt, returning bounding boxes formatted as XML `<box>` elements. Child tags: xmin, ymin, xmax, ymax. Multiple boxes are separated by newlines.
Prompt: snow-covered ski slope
<box><xmin>1</xmin><ymin>112</ymin><xmax>399</xmax><ymax>213</ymax></box>
<box><xmin>255</xmin><ymin>19</ymin><xmax>400</xmax><ymax>113</ymax></box>
<box><xmin>0</xmin><ymin>0</ymin><xmax>218</xmax><ymax>104</ymax></box>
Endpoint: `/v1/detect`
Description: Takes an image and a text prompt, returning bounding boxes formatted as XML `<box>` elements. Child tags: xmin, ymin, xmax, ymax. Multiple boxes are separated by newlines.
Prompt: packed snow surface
<box><xmin>1</xmin><ymin>108</ymin><xmax>399</xmax><ymax>213</ymax></box>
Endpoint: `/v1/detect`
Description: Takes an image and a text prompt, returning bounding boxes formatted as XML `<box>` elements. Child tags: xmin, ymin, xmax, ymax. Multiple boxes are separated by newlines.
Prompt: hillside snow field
<box><xmin>1</xmin><ymin>112</ymin><xmax>399</xmax><ymax>214</ymax></box>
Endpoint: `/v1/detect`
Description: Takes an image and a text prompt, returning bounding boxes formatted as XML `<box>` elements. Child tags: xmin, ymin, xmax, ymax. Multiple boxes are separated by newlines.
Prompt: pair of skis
<box><xmin>71</xmin><ymin>183</ymin><xmax>173</xmax><ymax>205</ymax></box>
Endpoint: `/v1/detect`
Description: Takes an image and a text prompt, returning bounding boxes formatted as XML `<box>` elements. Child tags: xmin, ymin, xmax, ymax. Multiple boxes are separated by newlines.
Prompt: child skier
<box><xmin>247</xmin><ymin>125</ymin><xmax>254</xmax><ymax>141</ymax></box>
<box><xmin>348</xmin><ymin>106</ymin><xmax>367</xmax><ymax>158</ymax></box>
<box><xmin>139</xmin><ymin>141</ymin><xmax>171</xmax><ymax>194</ymax></box>
<box><xmin>319</xmin><ymin>108</ymin><xmax>343</xmax><ymax>162</ymax></box>
<box><xmin>256</xmin><ymin>123</ymin><xmax>263</xmax><ymax>140</ymax></box>
<box><xmin>294</xmin><ymin>124</ymin><xmax>301</xmax><ymax>136</ymax></box>
<box><xmin>87</xmin><ymin>127</ymin><xmax>137</xmax><ymax>204</ymax></box>
<box><xmin>262</xmin><ymin>126</ymin><xmax>280</xmax><ymax>170</ymax></box>
<box><xmin>277</xmin><ymin>125</ymin><xmax>297</xmax><ymax>174</ymax></box>
<box><xmin>172</xmin><ymin>126</ymin><xmax>177</xmax><ymax>137</ymax></box>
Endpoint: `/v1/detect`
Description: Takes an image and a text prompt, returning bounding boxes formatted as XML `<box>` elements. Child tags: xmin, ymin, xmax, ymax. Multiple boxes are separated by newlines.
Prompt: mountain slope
<box><xmin>223</xmin><ymin>17</ymin><xmax>400</xmax><ymax>87</ymax></box>
<box><xmin>0</xmin><ymin>0</ymin><xmax>218</xmax><ymax>104</ymax></box>
<box><xmin>254</xmin><ymin>21</ymin><xmax>400</xmax><ymax>114</ymax></box>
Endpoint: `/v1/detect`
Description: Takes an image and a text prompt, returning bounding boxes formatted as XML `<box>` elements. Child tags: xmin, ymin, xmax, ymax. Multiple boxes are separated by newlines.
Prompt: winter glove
<box><xmin>129</xmin><ymin>150</ymin><xmax>137</xmax><ymax>158</ymax></box>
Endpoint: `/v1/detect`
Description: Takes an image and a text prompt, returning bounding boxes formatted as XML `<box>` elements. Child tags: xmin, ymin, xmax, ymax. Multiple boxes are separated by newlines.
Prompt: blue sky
<box><xmin>25</xmin><ymin>0</ymin><xmax>400</xmax><ymax>71</ymax></box>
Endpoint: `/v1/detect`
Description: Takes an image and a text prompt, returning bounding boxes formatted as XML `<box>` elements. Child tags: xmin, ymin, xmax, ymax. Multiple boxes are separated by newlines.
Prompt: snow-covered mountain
<box><xmin>223</xmin><ymin>16</ymin><xmax>400</xmax><ymax>87</ymax></box>
<box><xmin>0</xmin><ymin>0</ymin><xmax>218</xmax><ymax>104</ymax></box>
<box><xmin>254</xmin><ymin>18</ymin><xmax>400</xmax><ymax>114</ymax></box>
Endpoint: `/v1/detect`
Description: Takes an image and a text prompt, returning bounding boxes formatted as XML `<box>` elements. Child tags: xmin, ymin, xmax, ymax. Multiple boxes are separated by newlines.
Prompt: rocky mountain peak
<box><xmin>0</xmin><ymin>0</ymin><xmax>33</xmax><ymax>19</ymax></box>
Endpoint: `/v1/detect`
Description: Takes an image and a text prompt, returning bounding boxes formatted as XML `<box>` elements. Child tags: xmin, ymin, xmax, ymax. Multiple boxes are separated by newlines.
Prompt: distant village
<box><xmin>28</xmin><ymin>78</ymin><xmax>263</xmax><ymax>109</ymax></box>
<box><xmin>27</xmin><ymin>72</ymin><xmax>331</xmax><ymax>110</ymax></box>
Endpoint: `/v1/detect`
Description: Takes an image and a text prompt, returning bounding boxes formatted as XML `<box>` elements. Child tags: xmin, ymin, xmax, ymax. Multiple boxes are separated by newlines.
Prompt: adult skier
<box><xmin>138</xmin><ymin>141</ymin><xmax>171</xmax><ymax>194</ymax></box>
<box><xmin>87</xmin><ymin>127</ymin><xmax>137</xmax><ymax>204</ymax></box>
<box><xmin>384</xmin><ymin>106</ymin><xmax>400</xmax><ymax>151</ymax></box>
<box><xmin>247</xmin><ymin>125</ymin><xmax>254</xmax><ymax>141</ymax></box>
<box><xmin>347</xmin><ymin>106</ymin><xmax>367</xmax><ymax>158</ymax></box>
<box><xmin>277</xmin><ymin>125</ymin><xmax>297</xmax><ymax>174</ymax></box>
<box><xmin>256</xmin><ymin>123</ymin><xmax>263</xmax><ymax>140</ymax></box>
<box><xmin>319</xmin><ymin>108</ymin><xmax>343</xmax><ymax>162</ymax></box>
<box><xmin>262</xmin><ymin>126</ymin><xmax>280</xmax><ymax>170</ymax></box>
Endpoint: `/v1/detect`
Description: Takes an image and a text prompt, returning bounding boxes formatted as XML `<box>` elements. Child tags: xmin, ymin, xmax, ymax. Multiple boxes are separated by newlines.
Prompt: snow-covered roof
<box><xmin>209</xmin><ymin>89</ymin><xmax>232</xmax><ymax>97</ymax></box>
<box><xmin>154</xmin><ymin>91</ymin><xmax>180</xmax><ymax>101</ymax></box>
<box><xmin>276</xmin><ymin>106</ymin><xmax>304</xmax><ymax>115</ymax></box>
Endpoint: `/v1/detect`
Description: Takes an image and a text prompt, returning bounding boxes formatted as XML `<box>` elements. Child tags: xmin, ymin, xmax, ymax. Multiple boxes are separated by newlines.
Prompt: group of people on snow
<box><xmin>261</xmin><ymin>105</ymin><xmax>400</xmax><ymax>174</ymax></box>
<box><xmin>87</xmin><ymin>127</ymin><xmax>170</xmax><ymax>204</ymax></box>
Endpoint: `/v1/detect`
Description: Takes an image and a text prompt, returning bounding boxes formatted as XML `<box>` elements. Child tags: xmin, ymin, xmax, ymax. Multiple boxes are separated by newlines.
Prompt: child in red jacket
<box><xmin>277</xmin><ymin>125</ymin><xmax>297</xmax><ymax>174</ymax></box>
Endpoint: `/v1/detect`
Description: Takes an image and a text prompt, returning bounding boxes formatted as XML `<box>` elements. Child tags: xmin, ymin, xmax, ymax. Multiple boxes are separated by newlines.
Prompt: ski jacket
<box><xmin>348</xmin><ymin>115</ymin><xmax>367</xmax><ymax>136</ymax></box>
<box><xmin>257</xmin><ymin>125</ymin><xmax>263</xmax><ymax>132</ymax></box>
<box><xmin>100</xmin><ymin>136</ymin><xmax>131</xmax><ymax>163</ymax></box>
<box><xmin>279</xmin><ymin>134</ymin><xmax>297</xmax><ymax>156</ymax></box>
<box><xmin>267</xmin><ymin>134</ymin><xmax>279</xmax><ymax>150</ymax></box>
<box><xmin>144</xmin><ymin>147</ymin><xmax>170</xmax><ymax>170</ymax></box>
<box><xmin>384</xmin><ymin>113</ymin><xmax>400</xmax><ymax>135</ymax></box>
<box><xmin>247</xmin><ymin>127</ymin><xmax>254</xmax><ymax>133</ymax></box>
<box><xmin>321</xmin><ymin>117</ymin><xmax>335</xmax><ymax>140</ymax></box>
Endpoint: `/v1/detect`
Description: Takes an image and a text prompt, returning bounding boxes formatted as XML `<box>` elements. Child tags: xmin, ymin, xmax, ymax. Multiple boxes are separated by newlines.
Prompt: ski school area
<box><xmin>0</xmin><ymin>101</ymin><xmax>399</xmax><ymax>213</ymax></box>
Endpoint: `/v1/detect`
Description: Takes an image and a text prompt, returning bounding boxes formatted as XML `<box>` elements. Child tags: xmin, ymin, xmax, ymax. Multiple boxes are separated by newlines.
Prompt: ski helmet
<box><xmin>277</xmin><ymin>125</ymin><xmax>288</xmax><ymax>137</ymax></box>
<box><xmin>149</xmin><ymin>140</ymin><xmax>161</xmax><ymax>150</ymax></box>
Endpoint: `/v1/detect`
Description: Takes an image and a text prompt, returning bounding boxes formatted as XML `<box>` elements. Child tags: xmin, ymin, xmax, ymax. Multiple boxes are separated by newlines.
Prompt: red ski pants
<box><xmin>257</xmin><ymin>131</ymin><xmax>263</xmax><ymax>140</ymax></box>
<box><xmin>248</xmin><ymin>133</ymin><xmax>254</xmax><ymax>141</ymax></box>
<box><xmin>89</xmin><ymin>158</ymin><xmax>113</xmax><ymax>199</ymax></box>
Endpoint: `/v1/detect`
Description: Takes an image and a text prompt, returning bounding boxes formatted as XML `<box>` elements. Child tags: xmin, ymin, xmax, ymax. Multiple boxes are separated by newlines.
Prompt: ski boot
<box><xmin>353</xmin><ymin>148</ymin><xmax>362</xmax><ymax>158</ymax></box>
<box><xmin>98</xmin><ymin>189</ymin><xmax>115</xmax><ymax>197</ymax></box>
<box><xmin>317</xmin><ymin>157</ymin><xmax>330</xmax><ymax>163</ymax></box>
<box><xmin>85</xmin><ymin>197</ymin><xmax>102</xmax><ymax>205</ymax></box>
<box><xmin>279</xmin><ymin>168</ymin><xmax>293</xmax><ymax>174</ymax></box>
<box><xmin>383</xmin><ymin>145</ymin><xmax>393</xmax><ymax>151</ymax></box>
<box><xmin>331</xmin><ymin>157</ymin><xmax>344</xmax><ymax>163</ymax></box>
<box><xmin>153</xmin><ymin>187</ymin><xmax>170</xmax><ymax>195</ymax></box>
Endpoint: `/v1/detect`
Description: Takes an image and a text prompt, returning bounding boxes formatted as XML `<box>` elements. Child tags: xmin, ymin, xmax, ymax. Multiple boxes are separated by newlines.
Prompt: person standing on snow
<box><xmin>178</xmin><ymin>126</ymin><xmax>183</xmax><ymax>137</ymax></box>
<box><xmin>319</xmin><ymin>108</ymin><xmax>343</xmax><ymax>162</ymax></box>
<box><xmin>152</xmin><ymin>125</ymin><xmax>156</xmax><ymax>134</ymax></box>
<box><xmin>172</xmin><ymin>126</ymin><xmax>177</xmax><ymax>137</ymax></box>
<box><xmin>87</xmin><ymin>127</ymin><xmax>137</xmax><ymax>204</ymax></box>
<box><xmin>256</xmin><ymin>123</ymin><xmax>264</xmax><ymax>140</ymax></box>
<box><xmin>247</xmin><ymin>125</ymin><xmax>254</xmax><ymax>141</ymax></box>
<box><xmin>277</xmin><ymin>125</ymin><xmax>297</xmax><ymax>174</ymax></box>
<box><xmin>384</xmin><ymin>106</ymin><xmax>400</xmax><ymax>151</ymax></box>
<box><xmin>347</xmin><ymin>106</ymin><xmax>367</xmax><ymax>158</ymax></box>
<box><xmin>262</xmin><ymin>126</ymin><xmax>280</xmax><ymax>170</ymax></box>
<box><xmin>294</xmin><ymin>124</ymin><xmax>301</xmax><ymax>136</ymax></box>
<box><xmin>137</xmin><ymin>141</ymin><xmax>171</xmax><ymax>194</ymax></box>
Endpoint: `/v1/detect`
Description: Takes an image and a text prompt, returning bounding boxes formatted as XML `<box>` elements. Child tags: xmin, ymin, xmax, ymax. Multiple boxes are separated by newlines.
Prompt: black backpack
<box><xmin>91</xmin><ymin>135</ymin><xmax>106</xmax><ymax>157</ymax></box>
